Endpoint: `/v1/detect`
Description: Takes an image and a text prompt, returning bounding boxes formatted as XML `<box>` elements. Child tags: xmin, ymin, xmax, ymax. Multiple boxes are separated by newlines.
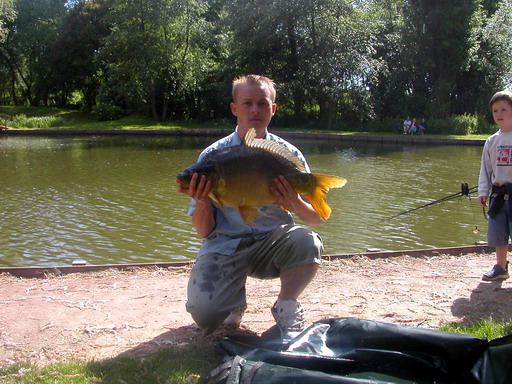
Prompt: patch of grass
<box><xmin>0</xmin><ymin>344</ymin><xmax>222</xmax><ymax>384</ymax></box>
<box><xmin>0</xmin><ymin>106</ymin><xmax>74</xmax><ymax>117</ymax></box>
<box><xmin>0</xmin><ymin>361</ymin><xmax>91</xmax><ymax>384</ymax></box>
<box><xmin>88</xmin><ymin>344</ymin><xmax>221</xmax><ymax>384</ymax></box>
<box><xmin>439</xmin><ymin>318</ymin><xmax>512</xmax><ymax>340</ymax></box>
<box><xmin>8</xmin><ymin>114</ymin><xmax>65</xmax><ymax>129</ymax></box>
<box><xmin>0</xmin><ymin>106</ymin><xmax>232</xmax><ymax>131</ymax></box>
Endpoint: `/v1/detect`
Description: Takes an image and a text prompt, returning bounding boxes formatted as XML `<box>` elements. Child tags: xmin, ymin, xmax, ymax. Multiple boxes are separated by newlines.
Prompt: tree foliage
<box><xmin>96</xmin><ymin>0</ymin><xmax>216</xmax><ymax>120</ymax></box>
<box><xmin>0</xmin><ymin>0</ymin><xmax>510</xmax><ymax>128</ymax></box>
<box><xmin>48</xmin><ymin>0</ymin><xmax>110</xmax><ymax>109</ymax></box>
<box><xmin>223</xmin><ymin>0</ymin><xmax>381</xmax><ymax>128</ymax></box>
<box><xmin>0</xmin><ymin>0</ymin><xmax>15</xmax><ymax>42</ymax></box>
<box><xmin>0</xmin><ymin>0</ymin><xmax>67</xmax><ymax>106</ymax></box>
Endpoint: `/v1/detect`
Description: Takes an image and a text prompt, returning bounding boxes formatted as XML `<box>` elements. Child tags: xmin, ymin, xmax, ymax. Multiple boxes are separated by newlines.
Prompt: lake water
<box><xmin>0</xmin><ymin>134</ymin><xmax>488</xmax><ymax>267</ymax></box>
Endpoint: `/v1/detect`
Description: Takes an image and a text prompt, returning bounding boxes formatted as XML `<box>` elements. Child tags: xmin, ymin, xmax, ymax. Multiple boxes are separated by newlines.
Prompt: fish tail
<box><xmin>305</xmin><ymin>174</ymin><xmax>347</xmax><ymax>220</ymax></box>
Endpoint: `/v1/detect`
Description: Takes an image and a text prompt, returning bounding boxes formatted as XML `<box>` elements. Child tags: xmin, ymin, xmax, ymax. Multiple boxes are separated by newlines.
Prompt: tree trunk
<box><xmin>161</xmin><ymin>97</ymin><xmax>169</xmax><ymax>120</ymax></box>
<box><xmin>151</xmin><ymin>93</ymin><xmax>158</xmax><ymax>120</ymax></box>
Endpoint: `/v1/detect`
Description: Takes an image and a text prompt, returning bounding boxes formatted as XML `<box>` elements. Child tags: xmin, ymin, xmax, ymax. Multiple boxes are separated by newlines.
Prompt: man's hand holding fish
<box><xmin>269</xmin><ymin>175</ymin><xmax>323</xmax><ymax>226</ymax></box>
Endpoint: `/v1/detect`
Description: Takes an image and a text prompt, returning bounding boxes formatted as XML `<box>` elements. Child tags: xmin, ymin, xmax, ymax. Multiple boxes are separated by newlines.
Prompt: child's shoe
<box><xmin>482</xmin><ymin>262</ymin><xmax>509</xmax><ymax>281</ymax></box>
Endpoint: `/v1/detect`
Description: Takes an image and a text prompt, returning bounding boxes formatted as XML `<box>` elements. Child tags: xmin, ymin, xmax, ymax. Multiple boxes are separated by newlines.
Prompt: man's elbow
<box><xmin>196</xmin><ymin>224</ymin><xmax>215</xmax><ymax>239</ymax></box>
<box><xmin>197</xmin><ymin>230</ymin><xmax>211</xmax><ymax>239</ymax></box>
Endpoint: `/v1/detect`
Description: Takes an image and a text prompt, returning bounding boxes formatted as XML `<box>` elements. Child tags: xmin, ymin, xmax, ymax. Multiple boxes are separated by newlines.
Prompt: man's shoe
<box><xmin>482</xmin><ymin>262</ymin><xmax>509</xmax><ymax>281</ymax></box>
<box><xmin>222</xmin><ymin>306</ymin><xmax>246</xmax><ymax>329</ymax></box>
<box><xmin>262</xmin><ymin>299</ymin><xmax>306</xmax><ymax>341</ymax></box>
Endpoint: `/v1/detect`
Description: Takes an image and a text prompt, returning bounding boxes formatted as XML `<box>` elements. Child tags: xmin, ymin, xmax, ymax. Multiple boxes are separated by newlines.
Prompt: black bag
<box><xmin>210</xmin><ymin>318</ymin><xmax>512</xmax><ymax>384</ymax></box>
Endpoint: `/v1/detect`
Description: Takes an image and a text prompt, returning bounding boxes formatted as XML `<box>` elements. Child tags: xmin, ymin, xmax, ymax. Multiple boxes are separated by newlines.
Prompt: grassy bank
<box><xmin>0</xmin><ymin>106</ymin><xmax>230</xmax><ymax>131</ymax></box>
<box><xmin>1</xmin><ymin>319</ymin><xmax>512</xmax><ymax>383</ymax></box>
<box><xmin>0</xmin><ymin>105</ymin><xmax>493</xmax><ymax>139</ymax></box>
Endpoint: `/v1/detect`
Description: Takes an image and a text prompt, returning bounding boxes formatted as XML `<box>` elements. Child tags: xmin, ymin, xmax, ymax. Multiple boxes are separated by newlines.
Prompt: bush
<box><xmin>477</xmin><ymin>115</ymin><xmax>496</xmax><ymax>134</ymax></box>
<box><xmin>429</xmin><ymin>114</ymin><xmax>494</xmax><ymax>135</ymax></box>
<box><xmin>92</xmin><ymin>104</ymin><xmax>128</xmax><ymax>121</ymax></box>
<box><xmin>427</xmin><ymin>118</ymin><xmax>453</xmax><ymax>134</ymax></box>
<box><xmin>363</xmin><ymin>118</ymin><xmax>403</xmax><ymax>133</ymax></box>
<box><xmin>8</xmin><ymin>114</ymin><xmax>64</xmax><ymax>129</ymax></box>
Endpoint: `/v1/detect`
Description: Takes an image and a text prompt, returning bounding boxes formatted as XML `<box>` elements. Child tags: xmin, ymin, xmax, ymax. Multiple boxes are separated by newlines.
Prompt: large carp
<box><xmin>176</xmin><ymin>128</ymin><xmax>346</xmax><ymax>224</ymax></box>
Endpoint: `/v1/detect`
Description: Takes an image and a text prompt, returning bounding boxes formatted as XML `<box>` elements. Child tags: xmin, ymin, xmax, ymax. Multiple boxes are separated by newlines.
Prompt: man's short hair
<box><xmin>232</xmin><ymin>74</ymin><xmax>276</xmax><ymax>102</ymax></box>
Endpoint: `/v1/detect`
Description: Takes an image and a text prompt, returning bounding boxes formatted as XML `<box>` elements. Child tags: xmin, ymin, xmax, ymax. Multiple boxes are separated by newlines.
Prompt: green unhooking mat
<box><xmin>210</xmin><ymin>318</ymin><xmax>512</xmax><ymax>384</ymax></box>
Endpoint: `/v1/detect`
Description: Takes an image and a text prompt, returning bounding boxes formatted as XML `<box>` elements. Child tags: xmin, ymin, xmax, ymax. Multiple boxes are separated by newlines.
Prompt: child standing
<box><xmin>479</xmin><ymin>90</ymin><xmax>512</xmax><ymax>281</ymax></box>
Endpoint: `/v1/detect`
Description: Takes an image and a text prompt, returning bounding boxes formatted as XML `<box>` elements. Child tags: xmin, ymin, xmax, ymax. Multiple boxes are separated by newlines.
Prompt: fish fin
<box><xmin>210</xmin><ymin>193</ymin><xmax>225</xmax><ymax>208</ymax></box>
<box><xmin>243</xmin><ymin>128</ymin><xmax>306</xmax><ymax>172</ymax></box>
<box><xmin>304</xmin><ymin>174</ymin><xmax>347</xmax><ymax>220</ymax></box>
<box><xmin>243</xmin><ymin>127</ymin><xmax>257</xmax><ymax>144</ymax></box>
<box><xmin>238</xmin><ymin>206</ymin><xmax>258</xmax><ymax>224</ymax></box>
<box><xmin>279</xmin><ymin>205</ymin><xmax>290</xmax><ymax>213</ymax></box>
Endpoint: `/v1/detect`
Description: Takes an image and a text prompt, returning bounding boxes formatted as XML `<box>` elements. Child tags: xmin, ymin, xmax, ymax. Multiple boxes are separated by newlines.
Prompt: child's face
<box><xmin>492</xmin><ymin>99</ymin><xmax>512</xmax><ymax>132</ymax></box>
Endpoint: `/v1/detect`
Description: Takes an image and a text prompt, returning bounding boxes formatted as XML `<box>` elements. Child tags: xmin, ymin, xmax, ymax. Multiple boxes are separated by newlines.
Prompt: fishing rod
<box><xmin>389</xmin><ymin>182</ymin><xmax>478</xmax><ymax>220</ymax></box>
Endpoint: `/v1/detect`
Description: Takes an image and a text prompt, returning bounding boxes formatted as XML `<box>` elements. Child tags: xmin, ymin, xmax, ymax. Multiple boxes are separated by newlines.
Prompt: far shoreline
<box><xmin>0</xmin><ymin>128</ymin><xmax>487</xmax><ymax>146</ymax></box>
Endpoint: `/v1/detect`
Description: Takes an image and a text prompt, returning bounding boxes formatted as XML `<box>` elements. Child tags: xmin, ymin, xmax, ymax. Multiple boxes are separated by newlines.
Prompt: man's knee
<box><xmin>288</xmin><ymin>226</ymin><xmax>324</xmax><ymax>259</ymax></box>
<box><xmin>186</xmin><ymin>300</ymin><xmax>228</xmax><ymax>334</ymax></box>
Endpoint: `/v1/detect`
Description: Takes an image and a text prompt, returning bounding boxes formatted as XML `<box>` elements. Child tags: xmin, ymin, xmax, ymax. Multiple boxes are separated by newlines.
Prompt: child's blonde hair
<box><xmin>489</xmin><ymin>89</ymin><xmax>512</xmax><ymax>109</ymax></box>
<box><xmin>232</xmin><ymin>74</ymin><xmax>276</xmax><ymax>102</ymax></box>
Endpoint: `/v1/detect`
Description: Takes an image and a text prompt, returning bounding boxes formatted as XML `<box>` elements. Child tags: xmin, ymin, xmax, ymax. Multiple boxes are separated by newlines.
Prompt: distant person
<box><xmin>403</xmin><ymin>117</ymin><xmax>411</xmax><ymax>134</ymax></box>
<box><xmin>418</xmin><ymin>119</ymin><xmax>427</xmax><ymax>135</ymax></box>
<box><xmin>478</xmin><ymin>89</ymin><xmax>512</xmax><ymax>281</ymax></box>
<box><xmin>409</xmin><ymin>118</ymin><xmax>418</xmax><ymax>134</ymax></box>
<box><xmin>177</xmin><ymin>74</ymin><xmax>325</xmax><ymax>340</ymax></box>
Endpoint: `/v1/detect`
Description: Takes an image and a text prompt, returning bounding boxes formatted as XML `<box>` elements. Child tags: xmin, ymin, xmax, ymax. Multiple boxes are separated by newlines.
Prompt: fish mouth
<box><xmin>176</xmin><ymin>171</ymin><xmax>192</xmax><ymax>185</ymax></box>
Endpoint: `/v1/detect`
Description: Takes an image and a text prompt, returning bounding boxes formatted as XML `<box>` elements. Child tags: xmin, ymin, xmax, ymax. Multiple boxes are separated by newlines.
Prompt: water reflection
<box><xmin>0</xmin><ymin>135</ymin><xmax>486</xmax><ymax>267</ymax></box>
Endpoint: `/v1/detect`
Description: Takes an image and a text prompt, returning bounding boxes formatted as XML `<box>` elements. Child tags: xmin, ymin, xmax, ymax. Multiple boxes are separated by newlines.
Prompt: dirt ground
<box><xmin>1</xmin><ymin>252</ymin><xmax>512</xmax><ymax>366</ymax></box>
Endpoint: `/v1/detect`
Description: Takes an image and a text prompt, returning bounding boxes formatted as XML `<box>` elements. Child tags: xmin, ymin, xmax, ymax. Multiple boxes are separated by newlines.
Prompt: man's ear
<box><xmin>230</xmin><ymin>102</ymin><xmax>237</xmax><ymax>116</ymax></box>
<box><xmin>272</xmin><ymin>103</ymin><xmax>277</xmax><ymax>115</ymax></box>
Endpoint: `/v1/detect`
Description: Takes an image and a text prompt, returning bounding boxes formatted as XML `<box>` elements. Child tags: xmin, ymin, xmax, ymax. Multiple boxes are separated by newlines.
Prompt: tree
<box><xmin>400</xmin><ymin>0</ymin><xmax>477</xmax><ymax>118</ymax></box>
<box><xmin>0</xmin><ymin>0</ymin><xmax>67</xmax><ymax>106</ymax></box>
<box><xmin>47</xmin><ymin>0</ymin><xmax>110</xmax><ymax>109</ymax></box>
<box><xmin>0</xmin><ymin>0</ymin><xmax>510</xmax><ymax>126</ymax></box>
<box><xmin>223</xmin><ymin>0</ymin><xmax>381</xmax><ymax>129</ymax></box>
<box><xmin>366</xmin><ymin>0</ymin><xmax>414</xmax><ymax>120</ymax></box>
<box><xmin>480</xmin><ymin>0</ymin><xmax>512</xmax><ymax>90</ymax></box>
<box><xmin>369</xmin><ymin>0</ymin><xmax>512</xmax><ymax>120</ymax></box>
<box><xmin>0</xmin><ymin>0</ymin><xmax>14</xmax><ymax>104</ymax></box>
<box><xmin>96</xmin><ymin>0</ymin><xmax>216</xmax><ymax>120</ymax></box>
<box><xmin>0</xmin><ymin>0</ymin><xmax>15</xmax><ymax>42</ymax></box>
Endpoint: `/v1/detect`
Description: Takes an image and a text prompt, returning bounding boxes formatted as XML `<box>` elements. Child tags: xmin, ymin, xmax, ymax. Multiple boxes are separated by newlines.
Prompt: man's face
<box><xmin>230</xmin><ymin>83</ymin><xmax>277</xmax><ymax>137</ymax></box>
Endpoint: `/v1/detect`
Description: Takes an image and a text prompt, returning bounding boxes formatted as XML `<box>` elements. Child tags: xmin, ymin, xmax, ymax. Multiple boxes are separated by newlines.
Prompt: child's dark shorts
<box><xmin>487</xmin><ymin>203</ymin><xmax>512</xmax><ymax>247</ymax></box>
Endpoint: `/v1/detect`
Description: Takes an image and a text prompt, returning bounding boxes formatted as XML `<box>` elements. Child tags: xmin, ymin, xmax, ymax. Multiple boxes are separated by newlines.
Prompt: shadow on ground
<box><xmin>85</xmin><ymin>324</ymin><xmax>257</xmax><ymax>383</ymax></box>
<box><xmin>451</xmin><ymin>280</ymin><xmax>512</xmax><ymax>324</ymax></box>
